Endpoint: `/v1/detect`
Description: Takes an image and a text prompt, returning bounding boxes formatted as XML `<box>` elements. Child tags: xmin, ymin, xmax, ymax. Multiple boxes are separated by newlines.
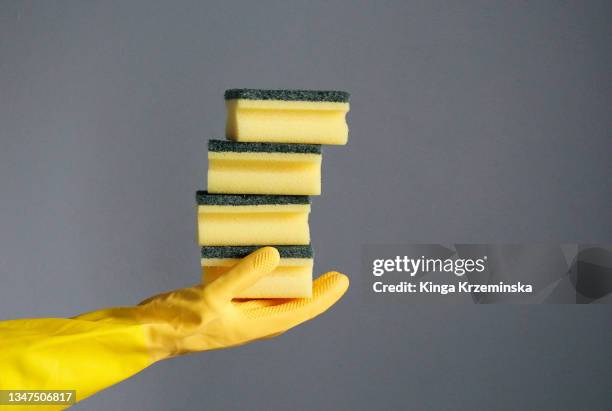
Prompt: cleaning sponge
<box><xmin>207</xmin><ymin>140</ymin><xmax>322</xmax><ymax>195</ymax></box>
<box><xmin>201</xmin><ymin>245</ymin><xmax>314</xmax><ymax>298</ymax></box>
<box><xmin>225</xmin><ymin>89</ymin><xmax>350</xmax><ymax>145</ymax></box>
<box><xmin>196</xmin><ymin>191</ymin><xmax>311</xmax><ymax>246</ymax></box>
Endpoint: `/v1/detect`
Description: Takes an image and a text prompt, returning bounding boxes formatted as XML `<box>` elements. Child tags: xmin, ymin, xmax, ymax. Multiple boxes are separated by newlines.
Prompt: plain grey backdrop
<box><xmin>1</xmin><ymin>1</ymin><xmax>611</xmax><ymax>409</ymax></box>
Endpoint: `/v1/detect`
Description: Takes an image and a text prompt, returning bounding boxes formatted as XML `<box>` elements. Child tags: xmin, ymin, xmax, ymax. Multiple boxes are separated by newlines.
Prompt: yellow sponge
<box><xmin>207</xmin><ymin>140</ymin><xmax>322</xmax><ymax>195</ymax></box>
<box><xmin>225</xmin><ymin>89</ymin><xmax>350</xmax><ymax>145</ymax></box>
<box><xmin>196</xmin><ymin>191</ymin><xmax>310</xmax><ymax>246</ymax></box>
<box><xmin>201</xmin><ymin>246</ymin><xmax>313</xmax><ymax>298</ymax></box>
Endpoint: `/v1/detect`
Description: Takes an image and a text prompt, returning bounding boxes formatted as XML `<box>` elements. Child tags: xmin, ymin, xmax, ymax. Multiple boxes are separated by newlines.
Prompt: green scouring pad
<box><xmin>196</xmin><ymin>191</ymin><xmax>310</xmax><ymax>206</ymax></box>
<box><xmin>224</xmin><ymin>89</ymin><xmax>350</xmax><ymax>103</ymax></box>
<box><xmin>201</xmin><ymin>245</ymin><xmax>314</xmax><ymax>260</ymax></box>
<box><xmin>208</xmin><ymin>139</ymin><xmax>321</xmax><ymax>155</ymax></box>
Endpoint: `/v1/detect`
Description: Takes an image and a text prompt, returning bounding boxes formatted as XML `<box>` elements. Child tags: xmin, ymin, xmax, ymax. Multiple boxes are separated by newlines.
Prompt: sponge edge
<box><xmin>201</xmin><ymin>246</ymin><xmax>313</xmax><ymax>298</ymax></box>
<box><xmin>225</xmin><ymin>89</ymin><xmax>350</xmax><ymax>145</ymax></box>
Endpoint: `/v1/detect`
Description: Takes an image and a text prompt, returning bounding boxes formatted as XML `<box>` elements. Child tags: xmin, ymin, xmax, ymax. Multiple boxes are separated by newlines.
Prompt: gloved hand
<box><xmin>77</xmin><ymin>246</ymin><xmax>349</xmax><ymax>359</ymax></box>
<box><xmin>0</xmin><ymin>247</ymin><xmax>349</xmax><ymax>409</ymax></box>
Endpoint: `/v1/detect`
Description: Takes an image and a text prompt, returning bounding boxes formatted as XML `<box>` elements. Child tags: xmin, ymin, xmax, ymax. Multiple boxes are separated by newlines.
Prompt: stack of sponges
<box><xmin>197</xmin><ymin>89</ymin><xmax>350</xmax><ymax>298</ymax></box>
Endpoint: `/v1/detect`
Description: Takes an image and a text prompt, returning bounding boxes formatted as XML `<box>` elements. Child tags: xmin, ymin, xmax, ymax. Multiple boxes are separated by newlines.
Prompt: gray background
<box><xmin>1</xmin><ymin>1</ymin><xmax>611</xmax><ymax>409</ymax></box>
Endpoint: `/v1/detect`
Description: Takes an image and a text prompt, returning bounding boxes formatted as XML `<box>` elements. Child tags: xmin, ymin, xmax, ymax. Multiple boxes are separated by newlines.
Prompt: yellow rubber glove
<box><xmin>0</xmin><ymin>247</ymin><xmax>349</xmax><ymax>410</ymax></box>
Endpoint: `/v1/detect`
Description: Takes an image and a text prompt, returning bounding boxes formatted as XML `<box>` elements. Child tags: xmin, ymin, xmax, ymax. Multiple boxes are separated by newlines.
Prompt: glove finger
<box><xmin>243</xmin><ymin>271</ymin><xmax>349</xmax><ymax>334</ymax></box>
<box><xmin>203</xmin><ymin>247</ymin><xmax>280</xmax><ymax>303</ymax></box>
